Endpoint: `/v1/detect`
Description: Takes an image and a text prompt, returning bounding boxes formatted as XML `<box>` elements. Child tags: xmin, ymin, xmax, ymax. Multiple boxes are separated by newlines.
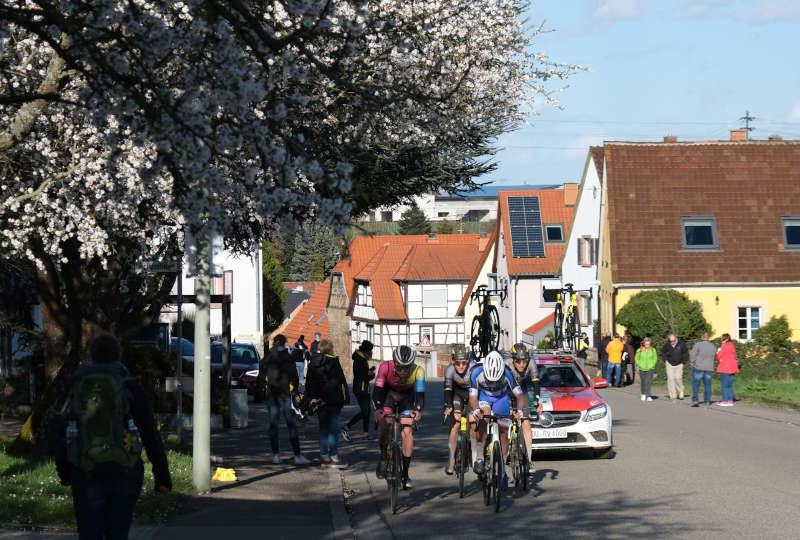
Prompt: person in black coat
<box><xmin>341</xmin><ymin>340</ymin><xmax>376</xmax><ymax>440</ymax></box>
<box><xmin>55</xmin><ymin>335</ymin><xmax>171</xmax><ymax>540</ymax></box>
<box><xmin>306</xmin><ymin>339</ymin><xmax>349</xmax><ymax>467</ymax></box>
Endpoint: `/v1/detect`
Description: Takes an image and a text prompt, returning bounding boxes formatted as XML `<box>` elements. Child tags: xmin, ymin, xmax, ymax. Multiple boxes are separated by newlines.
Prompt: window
<box><xmin>367</xmin><ymin>324</ymin><xmax>374</xmax><ymax>342</ymax></box>
<box><xmin>579</xmin><ymin>292</ymin><xmax>592</xmax><ymax>326</ymax></box>
<box><xmin>738</xmin><ymin>307</ymin><xmax>761</xmax><ymax>340</ymax></box>
<box><xmin>682</xmin><ymin>216</ymin><xmax>718</xmax><ymax>249</ymax></box>
<box><xmin>381</xmin><ymin>211</ymin><xmax>393</xmax><ymax>222</ymax></box>
<box><xmin>422</xmin><ymin>285</ymin><xmax>447</xmax><ymax>308</ymax></box>
<box><xmin>577</xmin><ymin>236</ymin><xmax>598</xmax><ymax>266</ymax></box>
<box><xmin>782</xmin><ymin>216</ymin><xmax>800</xmax><ymax>248</ymax></box>
<box><xmin>545</xmin><ymin>224</ymin><xmax>564</xmax><ymax>243</ymax></box>
<box><xmin>438</xmin><ymin>212</ymin><xmax>449</xmax><ymax>218</ymax></box>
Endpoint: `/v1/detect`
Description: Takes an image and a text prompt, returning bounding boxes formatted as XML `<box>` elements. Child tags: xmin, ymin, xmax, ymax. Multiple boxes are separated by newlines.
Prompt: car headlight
<box><xmin>585</xmin><ymin>404</ymin><xmax>607</xmax><ymax>422</ymax></box>
<box><xmin>245</xmin><ymin>370</ymin><xmax>259</xmax><ymax>377</ymax></box>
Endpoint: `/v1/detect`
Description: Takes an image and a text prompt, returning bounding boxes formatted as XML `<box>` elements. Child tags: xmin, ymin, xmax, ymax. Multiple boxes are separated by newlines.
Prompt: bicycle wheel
<box><xmin>510</xmin><ymin>435</ymin><xmax>520</xmax><ymax>489</ymax></box>
<box><xmin>553</xmin><ymin>303</ymin><xmax>563</xmax><ymax>348</ymax></box>
<box><xmin>470</xmin><ymin>316</ymin><xmax>482</xmax><ymax>357</ymax></box>
<box><xmin>518</xmin><ymin>435</ymin><xmax>529</xmax><ymax>492</ymax></box>
<box><xmin>492</xmin><ymin>441</ymin><xmax>502</xmax><ymax>513</ymax></box>
<box><xmin>487</xmin><ymin>305</ymin><xmax>500</xmax><ymax>352</ymax></box>
<box><xmin>482</xmin><ymin>445</ymin><xmax>491</xmax><ymax>506</ymax></box>
<box><xmin>389</xmin><ymin>443</ymin><xmax>401</xmax><ymax>514</ymax></box>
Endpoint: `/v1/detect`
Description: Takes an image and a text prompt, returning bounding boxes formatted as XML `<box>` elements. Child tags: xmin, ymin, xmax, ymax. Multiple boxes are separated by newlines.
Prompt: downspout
<box><xmin>514</xmin><ymin>276</ymin><xmax>519</xmax><ymax>347</ymax></box>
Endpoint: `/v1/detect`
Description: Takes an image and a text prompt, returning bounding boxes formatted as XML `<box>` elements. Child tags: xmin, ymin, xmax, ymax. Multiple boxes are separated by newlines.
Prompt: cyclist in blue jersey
<box><xmin>469</xmin><ymin>350</ymin><xmax>527</xmax><ymax>488</ymax></box>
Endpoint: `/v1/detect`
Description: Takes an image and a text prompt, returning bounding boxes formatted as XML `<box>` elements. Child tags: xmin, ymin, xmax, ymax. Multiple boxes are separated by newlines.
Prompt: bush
<box><xmin>616</xmin><ymin>289</ymin><xmax>711</xmax><ymax>351</ymax></box>
<box><xmin>752</xmin><ymin>315</ymin><xmax>792</xmax><ymax>352</ymax></box>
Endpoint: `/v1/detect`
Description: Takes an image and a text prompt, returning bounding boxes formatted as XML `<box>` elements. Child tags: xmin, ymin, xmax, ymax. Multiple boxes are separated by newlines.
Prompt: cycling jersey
<box><xmin>443</xmin><ymin>360</ymin><xmax>475</xmax><ymax>408</ymax></box>
<box><xmin>372</xmin><ymin>361</ymin><xmax>425</xmax><ymax>412</ymax></box>
<box><xmin>504</xmin><ymin>357</ymin><xmax>540</xmax><ymax>398</ymax></box>
<box><xmin>469</xmin><ymin>364</ymin><xmax>522</xmax><ymax>399</ymax></box>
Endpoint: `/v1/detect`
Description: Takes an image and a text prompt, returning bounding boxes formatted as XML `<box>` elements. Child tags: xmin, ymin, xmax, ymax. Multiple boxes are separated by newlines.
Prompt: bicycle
<box><xmin>509</xmin><ymin>417</ymin><xmax>529</xmax><ymax>492</ymax></box>
<box><xmin>478</xmin><ymin>414</ymin><xmax>512</xmax><ymax>512</ymax></box>
<box><xmin>452</xmin><ymin>413</ymin><xmax>472</xmax><ymax>498</ymax></box>
<box><xmin>381</xmin><ymin>412</ymin><xmax>417</xmax><ymax>514</ymax></box>
<box><xmin>553</xmin><ymin>283</ymin><xmax>579</xmax><ymax>350</ymax></box>
<box><xmin>469</xmin><ymin>285</ymin><xmax>506</xmax><ymax>360</ymax></box>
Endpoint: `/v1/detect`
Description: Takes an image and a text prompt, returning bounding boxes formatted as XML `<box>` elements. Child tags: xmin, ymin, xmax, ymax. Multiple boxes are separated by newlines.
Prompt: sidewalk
<box><xmin>1</xmin><ymin>401</ymin><xmax>353</xmax><ymax>540</ymax></box>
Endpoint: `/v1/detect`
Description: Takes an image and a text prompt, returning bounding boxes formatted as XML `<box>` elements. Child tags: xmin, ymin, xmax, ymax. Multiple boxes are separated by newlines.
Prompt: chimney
<box><xmin>563</xmin><ymin>182</ymin><xmax>578</xmax><ymax>207</ymax></box>
<box><xmin>663</xmin><ymin>136</ymin><xmax>678</xmax><ymax>142</ymax></box>
<box><xmin>769</xmin><ymin>135</ymin><xmax>783</xmax><ymax>141</ymax></box>
<box><xmin>730</xmin><ymin>129</ymin><xmax>747</xmax><ymax>141</ymax></box>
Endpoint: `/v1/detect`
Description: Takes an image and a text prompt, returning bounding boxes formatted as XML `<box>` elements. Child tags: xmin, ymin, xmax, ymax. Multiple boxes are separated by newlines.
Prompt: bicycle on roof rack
<box><xmin>545</xmin><ymin>283</ymin><xmax>592</xmax><ymax>352</ymax></box>
<box><xmin>468</xmin><ymin>284</ymin><xmax>507</xmax><ymax>361</ymax></box>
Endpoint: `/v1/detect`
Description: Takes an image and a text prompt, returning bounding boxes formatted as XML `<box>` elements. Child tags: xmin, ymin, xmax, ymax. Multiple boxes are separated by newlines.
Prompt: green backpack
<box><xmin>68</xmin><ymin>363</ymin><xmax>141</xmax><ymax>471</ymax></box>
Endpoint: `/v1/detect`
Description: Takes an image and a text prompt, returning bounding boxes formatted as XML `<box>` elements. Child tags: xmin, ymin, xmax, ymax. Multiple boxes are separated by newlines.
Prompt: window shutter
<box><xmin>591</xmin><ymin>238</ymin><xmax>599</xmax><ymax>265</ymax></box>
<box><xmin>577</xmin><ymin>238</ymin><xmax>584</xmax><ymax>266</ymax></box>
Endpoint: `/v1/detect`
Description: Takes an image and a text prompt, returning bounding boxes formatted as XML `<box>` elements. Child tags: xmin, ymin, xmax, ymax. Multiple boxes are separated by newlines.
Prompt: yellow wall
<box><xmin>598</xmin><ymin>168</ymin><xmax>615</xmax><ymax>337</ymax></box>
<box><xmin>614</xmin><ymin>287</ymin><xmax>800</xmax><ymax>341</ymax></box>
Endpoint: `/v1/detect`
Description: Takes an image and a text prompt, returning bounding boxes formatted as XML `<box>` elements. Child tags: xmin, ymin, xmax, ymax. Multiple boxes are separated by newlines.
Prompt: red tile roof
<box><xmin>282</xmin><ymin>281</ymin><xmax>322</xmax><ymax>296</ymax></box>
<box><xmin>523</xmin><ymin>313</ymin><xmax>555</xmax><ymax>335</ymax></box>
<box><xmin>281</xmin><ymin>279</ymin><xmax>330</xmax><ymax>344</ymax></box>
<box><xmin>605</xmin><ymin>141</ymin><xmax>800</xmax><ymax>284</ymax></box>
<box><xmin>393</xmin><ymin>243</ymin><xmax>483</xmax><ymax>281</ymax></box>
<box><xmin>456</xmin><ymin>227</ymin><xmax>497</xmax><ymax>316</ymax></box>
<box><xmin>497</xmin><ymin>189</ymin><xmax>575</xmax><ymax>276</ymax></box>
<box><xmin>355</xmin><ymin>244</ymin><xmax>413</xmax><ymax>320</ymax></box>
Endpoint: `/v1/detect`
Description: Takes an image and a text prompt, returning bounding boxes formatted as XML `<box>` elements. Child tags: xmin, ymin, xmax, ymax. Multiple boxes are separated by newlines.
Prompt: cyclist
<box><xmin>443</xmin><ymin>343</ymin><xmax>476</xmax><ymax>475</ymax></box>
<box><xmin>469</xmin><ymin>350</ymin><xmax>527</xmax><ymax>489</ymax></box>
<box><xmin>505</xmin><ymin>343</ymin><xmax>543</xmax><ymax>473</ymax></box>
<box><xmin>372</xmin><ymin>345</ymin><xmax>425</xmax><ymax>490</ymax></box>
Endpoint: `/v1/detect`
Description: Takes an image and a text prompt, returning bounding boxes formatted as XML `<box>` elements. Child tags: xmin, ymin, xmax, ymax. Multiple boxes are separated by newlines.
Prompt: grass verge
<box><xmin>0</xmin><ymin>436</ymin><xmax>193</xmax><ymax>530</ymax></box>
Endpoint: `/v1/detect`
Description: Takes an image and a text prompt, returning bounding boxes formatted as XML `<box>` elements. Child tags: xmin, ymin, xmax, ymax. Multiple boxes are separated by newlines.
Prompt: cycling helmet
<box><xmin>450</xmin><ymin>343</ymin><xmax>468</xmax><ymax>361</ymax></box>
<box><xmin>510</xmin><ymin>342</ymin><xmax>530</xmax><ymax>361</ymax></box>
<box><xmin>393</xmin><ymin>345</ymin><xmax>416</xmax><ymax>366</ymax></box>
<box><xmin>483</xmin><ymin>351</ymin><xmax>505</xmax><ymax>382</ymax></box>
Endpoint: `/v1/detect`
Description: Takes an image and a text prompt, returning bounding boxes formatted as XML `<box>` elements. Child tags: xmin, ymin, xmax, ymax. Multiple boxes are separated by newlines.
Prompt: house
<box><xmin>462</xmin><ymin>185</ymin><xmax>577</xmax><ymax>350</ymax></box>
<box><xmin>280</xmin><ymin>279</ymin><xmax>331</xmax><ymax>348</ymax></box>
<box><xmin>556</xmin><ymin>148</ymin><xmax>605</xmax><ymax>346</ymax></box>
<box><xmin>598</xmin><ymin>131</ymin><xmax>800</xmax><ymax>341</ymax></box>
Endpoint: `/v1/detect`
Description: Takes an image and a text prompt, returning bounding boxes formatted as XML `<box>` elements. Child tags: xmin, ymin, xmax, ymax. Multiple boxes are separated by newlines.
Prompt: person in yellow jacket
<box><xmin>605</xmin><ymin>334</ymin><xmax>624</xmax><ymax>387</ymax></box>
<box><xmin>635</xmin><ymin>337</ymin><xmax>658</xmax><ymax>401</ymax></box>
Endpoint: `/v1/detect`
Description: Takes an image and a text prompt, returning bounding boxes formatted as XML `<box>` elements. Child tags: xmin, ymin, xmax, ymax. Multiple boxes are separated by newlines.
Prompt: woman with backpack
<box><xmin>306</xmin><ymin>339</ymin><xmax>350</xmax><ymax>467</ymax></box>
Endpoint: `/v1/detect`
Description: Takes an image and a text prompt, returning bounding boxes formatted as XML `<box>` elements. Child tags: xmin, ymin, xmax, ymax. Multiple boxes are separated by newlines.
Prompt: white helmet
<box><xmin>483</xmin><ymin>351</ymin><xmax>505</xmax><ymax>382</ymax></box>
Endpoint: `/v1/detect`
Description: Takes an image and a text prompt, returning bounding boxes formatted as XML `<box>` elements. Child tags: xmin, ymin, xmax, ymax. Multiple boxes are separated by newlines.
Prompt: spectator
<box><xmin>690</xmin><ymin>332</ymin><xmax>716</xmax><ymax>407</ymax></box>
<box><xmin>605</xmin><ymin>334</ymin><xmax>624</xmax><ymax>387</ymax></box>
<box><xmin>538</xmin><ymin>334</ymin><xmax>553</xmax><ymax>349</ymax></box>
<box><xmin>622</xmin><ymin>333</ymin><xmax>636</xmax><ymax>386</ymax></box>
<box><xmin>56</xmin><ymin>335</ymin><xmax>171</xmax><ymax>540</ymax></box>
<box><xmin>342</xmin><ymin>340</ymin><xmax>376</xmax><ymax>441</ymax></box>
<box><xmin>576</xmin><ymin>332</ymin><xmax>589</xmax><ymax>371</ymax></box>
<box><xmin>258</xmin><ymin>334</ymin><xmax>311</xmax><ymax>465</ymax></box>
<box><xmin>293</xmin><ymin>334</ymin><xmax>309</xmax><ymax>383</ymax></box>
<box><xmin>307</xmin><ymin>339</ymin><xmax>350</xmax><ymax>467</ymax></box>
<box><xmin>661</xmin><ymin>333</ymin><xmax>689</xmax><ymax>400</ymax></box>
<box><xmin>635</xmin><ymin>337</ymin><xmax>657</xmax><ymax>401</ymax></box>
<box><xmin>716</xmin><ymin>333</ymin><xmax>739</xmax><ymax>407</ymax></box>
<box><xmin>599</xmin><ymin>334</ymin><xmax>611</xmax><ymax>379</ymax></box>
<box><xmin>310</xmin><ymin>332</ymin><xmax>321</xmax><ymax>355</ymax></box>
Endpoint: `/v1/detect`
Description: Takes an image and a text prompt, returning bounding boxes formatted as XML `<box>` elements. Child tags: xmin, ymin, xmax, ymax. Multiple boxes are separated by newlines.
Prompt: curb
<box><xmin>328</xmin><ymin>469</ymin><xmax>355</xmax><ymax>540</ymax></box>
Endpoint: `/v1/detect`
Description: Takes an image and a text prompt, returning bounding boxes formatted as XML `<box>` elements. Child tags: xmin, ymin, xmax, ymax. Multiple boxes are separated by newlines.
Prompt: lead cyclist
<box><xmin>505</xmin><ymin>343</ymin><xmax>543</xmax><ymax>474</ymax></box>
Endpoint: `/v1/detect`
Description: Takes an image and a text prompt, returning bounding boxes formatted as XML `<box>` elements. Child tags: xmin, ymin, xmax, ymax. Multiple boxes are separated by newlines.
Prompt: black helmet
<box><xmin>392</xmin><ymin>345</ymin><xmax>416</xmax><ymax>366</ymax></box>
<box><xmin>510</xmin><ymin>342</ymin><xmax>530</xmax><ymax>361</ymax></box>
<box><xmin>450</xmin><ymin>343</ymin><xmax>467</xmax><ymax>361</ymax></box>
<box><xmin>360</xmin><ymin>340</ymin><xmax>374</xmax><ymax>353</ymax></box>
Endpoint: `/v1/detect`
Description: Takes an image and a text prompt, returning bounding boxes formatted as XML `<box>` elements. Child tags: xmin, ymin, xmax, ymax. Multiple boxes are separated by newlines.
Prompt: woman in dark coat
<box><xmin>306</xmin><ymin>339</ymin><xmax>349</xmax><ymax>467</ymax></box>
<box><xmin>341</xmin><ymin>340</ymin><xmax>375</xmax><ymax>441</ymax></box>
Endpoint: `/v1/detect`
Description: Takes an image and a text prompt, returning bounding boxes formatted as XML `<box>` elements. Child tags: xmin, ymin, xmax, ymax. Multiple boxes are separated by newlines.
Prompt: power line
<box><xmin>527</xmin><ymin>118</ymin><xmax>800</xmax><ymax>126</ymax></box>
<box><xmin>739</xmin><ymin>110</ymin><xmax>756</xmax><ymax>139</ymax></box>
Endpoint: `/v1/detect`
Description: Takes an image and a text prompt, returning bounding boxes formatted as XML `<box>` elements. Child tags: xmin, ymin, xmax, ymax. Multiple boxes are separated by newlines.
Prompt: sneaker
<box><xmin>330</xmin><ymin>458</ymin><xmax>346</xmax><ymax>469</ymax></box>
<box><xmin>473</xmin><ymin>459</ymin><xmax>485</xmax><ymax>475</ymax></box>
<box><xmin>646</xmin><ymin>397</ymin><xmax>653</xmax><ymax>401</ymax></box>
<box><xmin>340</xmin><ymin>427</ymin><xmax>352</xmax><ymax>442</ymax></box>
<box><xmin>641</xmin><ymin>394</ymin><xmax>646</xmax><ymax>401</ymax></box>
<box><xmin>294</xmin><ymin>455</ymin><xmax>311</xmax><ymax>465</ymax></box>
<box><xmin>714</xmin><ymin>401</ymin><xmax>726</xmax><ymax>406</ymax></box>
<box><xmin>691</xmin><ymin>401</ymin><xmax>700</xmax><ymax>407</ymax></box>
<box><xmin>272</xmin><ymin>454</ymin><xmax>282</xmax><ymax>464</ymax></box>
<box><xmin>720</xmin><ymin>401</ymin><xmax>733</xmax><ymax>407</ymax></box>
<box><xmin>376</xmin><ymin>458</ymin><xmax>387</xmax><ymax>479</ymax></box>
<box><xmin>444</xmin><ymin>466</ymin><xmax>454</xmax><ymax>476</ymax></box>
<box><xmin>321</xmin><ymin>457</ymin><xmax>332</xmax><ymax>468</ymax></box>
<box><xmin>402</xmin><ymin>476</ymin><xmax>413</xmax><ymax>490</ymax></box>
<box><xmin>678</xmin><ymin>392</ymin><xmax>684</xmax><ymax>400</ymax></box>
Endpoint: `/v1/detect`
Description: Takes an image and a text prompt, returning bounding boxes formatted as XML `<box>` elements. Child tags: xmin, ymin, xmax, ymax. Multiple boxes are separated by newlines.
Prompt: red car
<box><xmin>532</xmin><ymin>352</ymin><xmax>613</xmax><ymax>458</ymax></box>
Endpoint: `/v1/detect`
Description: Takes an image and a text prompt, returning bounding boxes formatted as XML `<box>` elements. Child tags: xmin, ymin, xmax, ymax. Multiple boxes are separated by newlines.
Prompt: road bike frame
<box><xmin>469</xmin><ymin>285</ymin><xmax>507</xmax><ymax>360</ymax></box>
<box><xmin>480</xmin><ymin>414</ymin><xmax>513</xmax><ymax>512</ymax></box>
<box><xmin>383</xmin><ymin>412</ymin><xmax>417</xmax><ymax>514</ymax></box>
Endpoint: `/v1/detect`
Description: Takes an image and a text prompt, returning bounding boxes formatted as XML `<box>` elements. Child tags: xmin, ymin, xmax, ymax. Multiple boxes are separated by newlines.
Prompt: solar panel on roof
<box><xmin>507</xmin><ymin>196</ymin><xmax>545</xmax><ymax>258</ymax></box>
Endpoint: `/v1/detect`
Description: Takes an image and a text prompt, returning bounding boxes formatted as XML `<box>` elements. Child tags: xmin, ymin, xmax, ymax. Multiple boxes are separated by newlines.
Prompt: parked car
<box><xmin>532</xmin><ymin>352</ymin><xmax>613</xmax><ymax>458</ymax></box>
<box><xmin>171</xmin><ymin>339</ymin><xmax>260</xmax><ymax>395</ymax></box>
<box><xmin>169</xmin><ymin>337</ymin><xmax>195</xmax><ymax>362</ymax></box>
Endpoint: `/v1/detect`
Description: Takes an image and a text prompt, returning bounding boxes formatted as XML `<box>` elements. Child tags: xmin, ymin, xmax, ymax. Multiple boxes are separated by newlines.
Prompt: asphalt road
<box><xmin>338</xmin><ymin>381</ymin><xmax>800</xmax><ymax>540</ymax></box>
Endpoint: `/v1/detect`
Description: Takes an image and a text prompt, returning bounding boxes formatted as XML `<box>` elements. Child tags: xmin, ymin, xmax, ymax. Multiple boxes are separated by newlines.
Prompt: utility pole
<box><xmin>739</xmin><ymin>110</ymin><xmax>756</xmax><ymax>140</ymax></box>
<box><xmin>192</xmin><ymin>226</ymin><xmax>211</xmax><ymax>493</ymax></box>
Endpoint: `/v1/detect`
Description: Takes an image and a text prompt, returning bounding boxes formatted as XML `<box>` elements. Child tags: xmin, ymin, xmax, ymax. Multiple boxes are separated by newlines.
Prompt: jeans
<box><xmin>72</xmin><ymin>460</ymin><xmax>144</xmax><ymax>540</ymax></box>
<box><xmin>639</xmin><ymin>370</ymin><xmax>653</xmax><ymax>398</ymax></box>
<box><xmin>267</xmin><ymin>393</ymin><xmax>300</xmax><ymax>455</ymax></box>
<box><xmin>606</xmin><ymin>363</ymin><xmax>622</xmax><ymax>387</ymax></box>
<box><xmin>346</xmin><ymin>393</ymin><xmax>372</xmax><ymax>433</ymax></box>
<box><xmin>317</xmin><ymin>405</ymin><xmax>342</xmax><ymax>459</ymax></box>
<box><xmin>600</xmin><ymin>357</ymin><xmax>609</xmax><ymax>379</ymax></box>
<box><xmin>692</xmin><ymin>368</ymin><xmax>713</xmax><ymax>403</ymax></box>
<box><xmin>295</xmin><ymin>362</ymin><xmax>305</xmax><ymax>385</ymax></box>
<box><xmin>720</xmin><ymin>373</ymin><xmax>736</xmax><ymax>403</ymax></box>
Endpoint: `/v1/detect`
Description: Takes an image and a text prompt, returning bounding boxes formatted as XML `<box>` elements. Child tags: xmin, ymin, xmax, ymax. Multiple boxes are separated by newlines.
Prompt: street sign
<box><xmin>418</xmin><ymin>335</ymin><xmax>432</xmax><ymax>348</ymax></box>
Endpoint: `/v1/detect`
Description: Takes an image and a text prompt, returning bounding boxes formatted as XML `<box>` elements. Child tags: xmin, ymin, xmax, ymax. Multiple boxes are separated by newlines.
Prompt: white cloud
<box><xmin>736</xmin><ymin>0</ymin><xmax>800</xmax><ymax>24</ymax></box>
<box><xmin>680</xmin><ymin>0</ymin><xmax>729</xmax><ymax>18</ymax></box>
<box><xmin>788</xmin><ymin>103</ymin><xmax>800</xmax><ymax>123</ymax></box>
<box><xmin>592</xmin><ymin>0</ymin><xmax>641</xmax><ymax>20</ymax></box>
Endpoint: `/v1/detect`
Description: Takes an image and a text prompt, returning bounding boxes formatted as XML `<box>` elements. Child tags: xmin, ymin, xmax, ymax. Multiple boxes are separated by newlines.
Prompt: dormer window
<box><xmin>545</xmin><ymin>224</ymin><xmax>564</xmax><ymax>243</ymax></box>
<box><xmin>782</xmin><ymin>216</ymin><xmax>800</xmax><ymax>249</ymax></box>
<box><xmin>682</xmin><ymin>216</ymin><xmax>718</xmax><ymax>249</ymax></box>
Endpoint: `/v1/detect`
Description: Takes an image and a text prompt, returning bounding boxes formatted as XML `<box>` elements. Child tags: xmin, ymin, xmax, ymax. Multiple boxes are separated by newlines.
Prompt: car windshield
<box><xmin>171</xmin><ymin>338</ymin><xmax>194</xmax><ymax>356</ymax></box>
<box><xmin>210</xmin><ymin>344</ymin><xmax>259</xmax><ymax>365</ymax></box>
<box><xmin>537</xmin><ymin>363</ymin><xmax>588</xmax><ymax>388</ymax></box>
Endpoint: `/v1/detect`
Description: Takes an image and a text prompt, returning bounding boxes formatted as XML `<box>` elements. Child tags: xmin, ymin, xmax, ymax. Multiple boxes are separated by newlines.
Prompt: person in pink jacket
<box><xmin>715</xmin><ymin>333</ymin><xmax>739</xmax><ymax>406</ymax></box>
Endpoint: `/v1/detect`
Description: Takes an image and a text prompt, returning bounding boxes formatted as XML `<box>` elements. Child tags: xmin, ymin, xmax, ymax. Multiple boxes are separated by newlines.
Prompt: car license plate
<box><xmin>532</xmin><ymin>429</ymin><xmax>568</xmax><ymax>439</ymax></box>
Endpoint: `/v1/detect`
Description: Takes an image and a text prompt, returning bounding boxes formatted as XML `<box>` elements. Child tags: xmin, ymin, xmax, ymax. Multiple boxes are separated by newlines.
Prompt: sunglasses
<box><xmin>454</xmin><ymin>361</ymin><xmax>469</xmax><ymax>367</ymax></box>
<box><xmin>513</xmin><ymin>359</ymin><xmax>528</xmax><ymax>364</ymax></box>
<box><xmin>395</xmin><ymin>364</ymin><xmax>412</xmax><ymax>371</ymax></box>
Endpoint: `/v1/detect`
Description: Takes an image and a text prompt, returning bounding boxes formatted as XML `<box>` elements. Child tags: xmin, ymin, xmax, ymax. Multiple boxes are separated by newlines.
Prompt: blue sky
<box><xmin>483</xmin><ymin>0</ymin><xmax>800</xmax><ymax>186</ymax></box>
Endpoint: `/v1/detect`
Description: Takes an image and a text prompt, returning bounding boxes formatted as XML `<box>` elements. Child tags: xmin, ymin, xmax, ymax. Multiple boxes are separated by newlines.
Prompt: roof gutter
<box><xmin>510</xmin><ymin>272</ymin><xmax>557</xmax><ymax>278</ymax></box>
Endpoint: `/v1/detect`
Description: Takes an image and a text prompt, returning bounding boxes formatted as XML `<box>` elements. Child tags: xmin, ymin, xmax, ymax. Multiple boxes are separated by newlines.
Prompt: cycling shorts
<box><xmin>478</xmin><ymin>390</ymin><xmax>510</xmax><ymax>416</ymax></box>
<box><xmin>452</xmin><ymin>387</ymin><xmax>470</xmax><ymax>414</ymax></box>
<box><xmin>382</xmin><ymin>390</ymin><xmax>414</xmax><ymax>415</ymax></box>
